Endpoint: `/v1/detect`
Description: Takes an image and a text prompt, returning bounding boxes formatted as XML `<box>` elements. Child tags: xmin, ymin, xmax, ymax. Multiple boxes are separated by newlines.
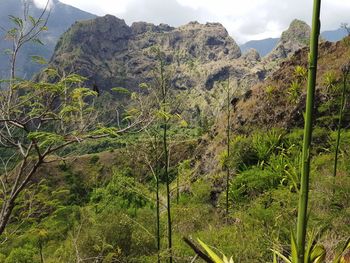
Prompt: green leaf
<box><xmin>59</xmin><ymin>105</ymin><xmax>79</xmax><ymax>116</ymax></box>
<box><xmin>197</xmin><ymin>238</ymin><xmax>224</xmax><ymax>263</ymax></box>
<box><xmin>63</xmin><ymin>74</ymin><xmax>87</xmax><ymax>84</ymax></box>
<box><xmin>291</xmin><ymin>232</ymin><xmax>298</xmax><ymax>263</ymax></box>
<box><xmin>333</xmin><ymin>237</ymin><xmax>350</xmax><ymax>263</ymax></box>
<box><xmin>31</xmin><ymin>56</ymin><xmax>47</xmax><ymax>65</ymax></box>
<box><xmin>8</xmin><ymin>15</ymin><xmax>23</xmax><ymax>28</ymax></box>
<box><xmin>43</xmin><ymin>68</ymin><xmax>59</xmax><ymax>78</ymax></box>
<box><xmin>310</xmin><ymin>244</ymin><xmax>326</xmax><ymax>263</ymax></box>
<box><xmin>28</xmin><ymin>132</ymin><xmax>64</xmax><ymax>148</ymax></box>
<box><xmin>271</xmin><ymin>249</ymin><xmax>292</xmax><ymax>263</ymax></box>
<box><xmin>32</xmin><ymin>38</ymin><xmax>44</xmax><ymax>46</ymax></box>
<box><xmin>139</xmin><ymin>82</ymin><xmax>149</xmax><ymax>89</ymax></box>
<box><xmin>6</xmin><ymin>28</ymin><xmax>18</xmax><ymax>38</ymax></box>
<box><xmin>90</xmin><ymin>127</ymin><xmax>119</xmax><ymax>138</ymax></box>
<box><xmin>28</xmin><ymin>16</ymin><xmax>37</xmax><ymax>26</ymax></box>
<box><xmin>111</xmin><ymin>87</ymin><xmax>130</xmax><ymax>94</ymax></box>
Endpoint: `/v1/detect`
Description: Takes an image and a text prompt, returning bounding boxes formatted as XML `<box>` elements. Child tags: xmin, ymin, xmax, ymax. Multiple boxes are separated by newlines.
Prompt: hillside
<box><xmin>42</xmin><ymin>16</ymin><xmax>312</xmax><ymax>123</ymax></box>
<box><xmin>1</xmin><ymin>6</ymin><xmax>350</xmax><ymax>263</ymax></box>
<box><xmin>240</xmin><ymin>38</ymin><xmax>279</xmax><ymax>57</ymax></box>
<box><xmin>240</xmin><ymin>25</ymin><xmax>348</xmax><ymax>58</ymax></box>
<box><xmin>1</xmin><ymin>35</ymin><xmax>349</xmax><ymax>262</ymax></box>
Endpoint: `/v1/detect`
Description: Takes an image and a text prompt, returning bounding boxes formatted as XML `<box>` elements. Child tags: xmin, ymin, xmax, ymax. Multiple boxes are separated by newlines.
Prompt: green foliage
<box><xmin>265</xmin><ymin>85</ymin><xmax>278</xmax><ymax>100</ymax></box>
<box><xmin>252</xmin><ymin>129</ymin><xmax>283</xmax><ymax>164</ymax></box>
<box><xmin>5</xmin><ymin>246</ymin><xmax>38</xmax><ymax>263</ymax></box>
<box><xmin>197</xmin><ymin>238</ymin><xmax>234</xmax><ymax>263</ymax></box>
<box><xmin>230</xmin><ymin>166</ymin><xmax>282</xmax><ymax>202</ymax></box>
<box><xmin>294</xmin><ymin>66</ymin><xmax>308</xmax><ymax>81</ymax></box>
<box><xmin>323</xmin><ymin>71</ymin><xmax>337</xmax><ymax>90</ymax></box>
<box><xmin>288</xmin><ymin>80</ymin><xmax>303</xmax><ymax>103</ymax></box>
<box><xmin>64</xmin><ymin>171</ymin><xmax>91</xmax><ymax>205</ymax></box>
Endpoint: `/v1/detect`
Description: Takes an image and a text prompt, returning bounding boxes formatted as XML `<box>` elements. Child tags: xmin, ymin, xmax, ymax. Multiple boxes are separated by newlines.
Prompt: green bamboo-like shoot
<box><xmin>157</xmin><ymin>49</ymin><xmax>173</xmax><ymax>263</ymax></box>
<box><xmin>296</xmin><ymin>0</ymin><xmax>321</xmax><ymax>262</ymax></box>
<box><xmin>225</xmin><ymin>77</ymin><xmax>231</xmax><ymax>217</ymax></box>
<box><xmin>333</xmin><ymin>65</ymin><xmax>349</xmax><ymax>178</ymax></box>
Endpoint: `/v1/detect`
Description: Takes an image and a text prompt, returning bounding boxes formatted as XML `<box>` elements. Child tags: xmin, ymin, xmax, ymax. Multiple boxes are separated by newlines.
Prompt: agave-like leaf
<box><xmin>310</xmin><ymin>244</ymin><xmax>326</xmax><ymax>263</ymax></box>
<box><xmin>304</xmin><ymin>231</ymin><xmax>316</xmax><ymax>263</ymax></box>
<box><xmin>197</xmin><ymin>238</ymin><xmax>224</xmax><ymax>263</ymax></box>
<box><xmin>333</xmin><ymin>237</ymin><xmax>350</xmax><ymax>263</ymax></box>
<box><xmin>291</xmin><ymin>232</ymin><xmax>298</xmax><ymax>263</ymax></box>
<box><xmin>271</xmin><ymin>249</ymin><xmax>292</xmax><ymax>263</ymax></box>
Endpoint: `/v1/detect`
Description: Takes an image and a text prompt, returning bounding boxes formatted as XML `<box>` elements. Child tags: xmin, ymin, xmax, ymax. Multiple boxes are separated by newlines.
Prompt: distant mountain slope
<box><xmin>321</xmin><ymin>28</ymin><xmax>348</xmax><ymax>42</ymax></box>
<box><xmin>0</xmin><ymin>0</ymin><xmax>96</xmax><ymax>78</ymax></box>
<box><xmin>240</xmin><ymin>27</ymin><xmax>348</xmax><ymax>57</ymax></box>
<box><xmin>240</xmin><ymin>38</ymin><xmax>279</xmax><ymax>57</ymax></box>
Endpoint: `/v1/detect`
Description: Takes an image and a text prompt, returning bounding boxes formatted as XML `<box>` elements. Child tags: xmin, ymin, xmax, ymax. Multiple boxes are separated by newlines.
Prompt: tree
<box><xmin>0</xmin><ymin>3</ymin><xmax>143</xmax><ymax>237</ymax></box>
<box><xmin>296</xmin><ymin>0</ymin><xmax>321</xmax><ymax>262</ymax></box>
<box><xmin>140</xmin><ymin>46</ymin><xmax>188</xmax><ymax>263</ymax></box>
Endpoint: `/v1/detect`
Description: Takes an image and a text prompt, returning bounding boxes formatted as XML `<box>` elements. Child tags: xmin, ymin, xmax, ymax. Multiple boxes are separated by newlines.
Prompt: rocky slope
<box><xmin>45</xmin><ymin>16</ymin><xmax>312</xmax><ymax>121</ymax></box>
<box><xmin>240</xmin><ymin>23</ymin><xmax>347</xmax><ymax>57</ymax></box>
<box><xmin>231</xmin><ymin>38</ymin><xmax>350</xmax><ymax>131</ymax></box>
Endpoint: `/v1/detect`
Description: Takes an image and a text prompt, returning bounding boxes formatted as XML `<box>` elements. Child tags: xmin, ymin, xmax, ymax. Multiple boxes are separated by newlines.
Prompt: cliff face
<box><xmin>45</xmin><ymin>15</ymin><xmax>311</xmax><ymax>119</ymax></box>
<box><xmin>267</xmin><ymin>19</ymin><xmax>311</xmax><ymax>60</ymax></box>
<box><xmin>49</xmin><ymin>16</ymin><xmax>242</xmax><ymax>90</ymax></box>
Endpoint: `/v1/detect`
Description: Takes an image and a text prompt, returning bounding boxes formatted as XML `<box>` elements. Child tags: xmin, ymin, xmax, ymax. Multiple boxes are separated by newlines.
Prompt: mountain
<box><xmin>321</xmin><ymin>27</ymin><xmax>348</xmax><ymax>42</ymax></box>
<box><xmin>240</xmin><ymin>38</ymin><xmax>279</xmax><ymax>57</ymax></box>
<box><xmin>0</xmin><ymin>0</ymin><xmax>96</xmax><ymax>78</ymax></box>
<box><xmin>2</xmin><ymin>10</ymin><xmax>350</xmax><ymax>262</ymax></box>
<box><xmin>43</xmin><ymin>16</ymin><xmax>311</xmax><ymax>124</ymax></box>
<box><xmin>240</xmin><ymin>26</ymin><xmax>348</xmax><ymax>58</ymax></box>
<box><xmin>266</xmin><ymin>19</ymin><xmax>310</xmax><ymax>60</ymax></box>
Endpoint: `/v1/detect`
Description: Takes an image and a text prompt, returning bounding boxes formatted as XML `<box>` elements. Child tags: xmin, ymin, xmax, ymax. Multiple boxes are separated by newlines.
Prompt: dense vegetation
<box><xmin>0</xmin><ymin>1</ymin><xmax>349</xmax><ymax>263</ymax></box>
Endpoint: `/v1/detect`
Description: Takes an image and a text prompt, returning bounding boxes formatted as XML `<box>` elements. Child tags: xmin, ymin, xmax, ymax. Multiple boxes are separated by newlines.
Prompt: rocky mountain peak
<box><xmin>280</xmin><ymin>19</ymin><xmax>311</xmax><ymax>44</ymax></box>
<box><xmin>265</xmin><ymin>19</ymin><xmax>310</xmax><ymax>61</ymax></box>
<box><xmin>242</xmin><ymin>48</ymin><xmax>261</xmax><ymax>62</ymax></box>
<box><xmin>131</xmin><ymin>21</ymin><xmax>174</xmax><ymax>35</ymax></box>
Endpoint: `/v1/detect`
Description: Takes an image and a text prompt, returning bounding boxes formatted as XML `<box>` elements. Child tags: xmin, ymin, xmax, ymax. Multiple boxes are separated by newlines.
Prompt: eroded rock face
<box><xmin>48</xmin><ymin>16</ymin><xmax>242</xmax><ymax>90</ymax></box>
<box><xmin>266</xmin><ymin>19</ymin><xmax>311</xmax><ymax>60</ymax></box>
<box><xmin>242</xmin><ymin>48</ymin><xmax>261</xmax><ymax>62</ymax></box>
<box><xmin>45</xmin><ymin>15</ymin><xmax>311</xmax><ymax>120</ymax></box>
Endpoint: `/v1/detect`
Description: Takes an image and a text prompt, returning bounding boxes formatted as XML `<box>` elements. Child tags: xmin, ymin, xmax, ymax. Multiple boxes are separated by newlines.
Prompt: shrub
<box><xmin>230</xmin><ymin>166</ymin><xmax>282</xmax><ymax>202</ymax></box>
<box><xmin>5</xmin><ymin>246</ymin><xmax>38</xmax><ymax>263</ymax></box>
<box><xmin>287</xmin><ymin>80</ymin><xmax>303</xmax><ymax>103</ymax></box>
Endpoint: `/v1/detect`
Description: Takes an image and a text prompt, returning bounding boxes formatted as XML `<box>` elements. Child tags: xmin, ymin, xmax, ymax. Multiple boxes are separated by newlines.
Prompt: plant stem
<box><xmin>226</xmin><ymin>77</ymin><xmax>231</xmax><ymax>217</ymax></box>
<box><xmin>333</xmin><ymin>71</ymin><xmax>348</xmax><ymax>178</ymax></box>
<box><xmin>296</xmin><ymin>0</ymin><xmax>321</xmax><ymax>262</ymax></box>
<box><xmin>155</xmin><ymin>135</ymin><xmax>161</xmax><ymax>263</ymax></box>
<box><xmin>158</xmin><ymin>50</ymin><xmax>172</xmax><ymax>263</ymax></box>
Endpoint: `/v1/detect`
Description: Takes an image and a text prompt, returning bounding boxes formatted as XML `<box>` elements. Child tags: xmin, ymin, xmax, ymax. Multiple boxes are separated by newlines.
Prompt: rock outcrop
<box><xmin>44</xmin><ymin>15</ymin><xmax>311</xmax><ymax>119</ymax></box>
<box><xmin>266</xmin><ymin>19</ymin><xmax>311</xmax><ymax>60</ymax></box>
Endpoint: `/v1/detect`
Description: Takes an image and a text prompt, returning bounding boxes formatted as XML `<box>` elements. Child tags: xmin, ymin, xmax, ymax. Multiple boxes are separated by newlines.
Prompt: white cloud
<box><xmin>33</xmin><ymin>0</ymin><xmax>54</xmax><ymax>9</ymax></box>
<box><xmin>47</xmin><ymin>0</ymin><xmax>350</xmax><ymax>43</ymax></box>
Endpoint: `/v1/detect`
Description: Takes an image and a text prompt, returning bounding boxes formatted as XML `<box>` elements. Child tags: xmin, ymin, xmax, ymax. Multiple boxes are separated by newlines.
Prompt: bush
<box><xmin>5</xmin><ymin>246</ymin><xmax>38</xmax><ymax>263</ymax></box>
<box><xmin>230</xmin><ymin>166</ymin><xmax>282</xmax><ymax>202</ymax></box>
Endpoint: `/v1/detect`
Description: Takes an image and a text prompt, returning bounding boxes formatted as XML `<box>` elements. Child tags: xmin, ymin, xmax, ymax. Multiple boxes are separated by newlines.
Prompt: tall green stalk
<box><xmin>154</xmin><ymin>134</ymin><xmax>161</xmax><ymax>263</ymax></box>
<box><xmin>296</xmin><ymin>0</ymin><xmax>321</xmax><ymax>262</ymax></box>
<box><xmin>158</xmin><ymin>51</ymin><xmax>173</xmax><ymax>263</ymax></box>
<box><xmin>333</xmin><ymin>67</ymin><xmax>349</xmax><ymax>178</ymax></box>
<box><xmin>225</xmin><ymin>77</ymin><xmax>231</xmax><ymax>217</ymax></box>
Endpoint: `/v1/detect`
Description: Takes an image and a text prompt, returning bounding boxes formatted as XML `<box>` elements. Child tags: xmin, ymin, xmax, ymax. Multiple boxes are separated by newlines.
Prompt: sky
<box><xmin>33</xmin><ymin>0</ymin><xmax>350</xmax><ymax>44</ymax></box>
